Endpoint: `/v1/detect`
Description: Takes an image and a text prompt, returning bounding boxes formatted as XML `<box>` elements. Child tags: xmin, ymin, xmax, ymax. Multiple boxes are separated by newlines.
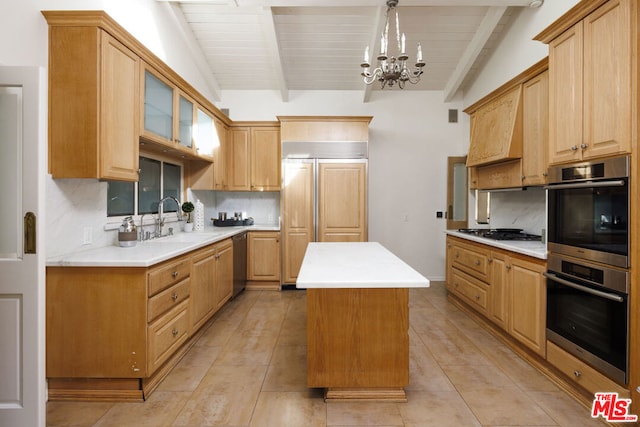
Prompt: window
<box><xmin>107</xmin><ymin>155</ymin><xmax>183</xmax><ymax>218</ymax></box>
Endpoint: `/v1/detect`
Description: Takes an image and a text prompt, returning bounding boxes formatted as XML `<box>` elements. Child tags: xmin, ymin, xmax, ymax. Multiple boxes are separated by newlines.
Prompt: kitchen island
<box><xmin>296</xmin><ymin>242</ymin><xmax>429</xmax><ymax>402</ymax></box>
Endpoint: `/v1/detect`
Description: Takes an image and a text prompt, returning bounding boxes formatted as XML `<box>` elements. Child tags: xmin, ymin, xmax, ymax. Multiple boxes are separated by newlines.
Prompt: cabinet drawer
<box><xmin>147</xmin><ymin>278</ymin><xmax>190</xmax><ymax>322</ymax></box>
<box><xmin>546</xmin><ymin>341</ymin><xmax>628</xmax><ymax>396</ymax></box>
<box><xmin>451</xmin><ymin>268</ymin><xmax>489</xmax><ymax>315</ymax></box>
<box><xmin>148</xmin><ymin>257</ymin><xmax>191</xmax><ymax>296</ymax></box>
<box><xmin>147</xmin><ymin>300</ymin><xmax>190</xmax><ymax>374</ymax></box>
<box><xmin>451</xmin><ymin>243</ymin><xmax>490</xmax><ymax>281</ymax></box>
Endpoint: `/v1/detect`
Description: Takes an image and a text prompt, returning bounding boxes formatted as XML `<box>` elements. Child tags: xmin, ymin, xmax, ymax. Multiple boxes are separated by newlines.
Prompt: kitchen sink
<box><xmin>145</xmin><ymin>232</ymin><xmax>225</xmax><ymax>244</ymax></box>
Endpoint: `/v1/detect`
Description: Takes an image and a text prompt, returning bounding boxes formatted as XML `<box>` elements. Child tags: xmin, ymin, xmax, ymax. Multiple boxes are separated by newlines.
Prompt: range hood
<box><xmin>465</xmin><ymin>85</ymin><xmax>523</xmax><ymax>167</ymax></box>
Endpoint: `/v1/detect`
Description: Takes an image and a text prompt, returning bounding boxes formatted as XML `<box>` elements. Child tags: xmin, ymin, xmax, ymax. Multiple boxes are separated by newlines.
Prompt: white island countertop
<box><xmin>296</xmin><ymin>242</ymin><xmax>430</xmax><ymax>289</ymax></box>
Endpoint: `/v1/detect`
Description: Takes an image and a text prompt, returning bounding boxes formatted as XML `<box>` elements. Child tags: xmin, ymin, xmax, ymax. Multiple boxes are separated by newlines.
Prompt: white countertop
<box><xmin>296</xmin><ymin>242</ymin><xmax>430</xmax><ymax>289</ymax></box>
<box><xmin>46</xmin><ymin>225</ymin><xmax>279</xmax><ymax>268</ymax></box>
<box><xmin>445</xmin><ymin>230</ymin><xmax>547</xmax><ymax>260</ymax></box>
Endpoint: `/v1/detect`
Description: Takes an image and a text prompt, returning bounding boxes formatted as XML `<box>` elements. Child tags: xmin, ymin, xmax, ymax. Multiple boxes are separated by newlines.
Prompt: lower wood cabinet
<box><xmin>446</xmin><ymin>235</ymin><xmax>546</xmax><ymax>357</ymax></box>
<box><xmin>247</xmin><ymin>231</ymin><xmax>281</xmax><ymax>290</ymax></box>
<box><xmin>46</xmin><ymin>238</ymin><xmax>233</xmax><ymax>401</ymax></box>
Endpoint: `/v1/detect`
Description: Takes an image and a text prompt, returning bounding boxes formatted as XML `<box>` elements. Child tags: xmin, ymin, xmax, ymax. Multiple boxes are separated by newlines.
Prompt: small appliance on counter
<box><xmin>118</xmin><ymin>216</ymin><xmax>137</xmax><ymax>247</ymax></box>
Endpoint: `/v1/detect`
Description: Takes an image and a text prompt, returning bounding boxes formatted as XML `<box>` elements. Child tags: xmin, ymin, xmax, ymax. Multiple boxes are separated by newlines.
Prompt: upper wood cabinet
<box><xmin>227</xmin><ymin>123</ymin><xmax>281</xmax><ymax>191</ymax></box>
<box><xmin>44</xmin><ymin>10</ymin><xmax>231</xmax><ymax>180</ymax></box>
<box><xmin>465</xmin><ymin>58</ymin><xmax>548</xmax><ymax>189</ymax></box>
<box><xmin>466</xmin><ymin>86</ymin><xmax>523</xmax><ymax>167</ymax></box>
<box><xmin>45</xmin><ymin>19</ymin><xmax>140</xmax><ymax>181</ymax></box>
<box><xmin>535</xmin><ymin>0</ymin><xmax>632</xmax><ymax>165</ymax></box>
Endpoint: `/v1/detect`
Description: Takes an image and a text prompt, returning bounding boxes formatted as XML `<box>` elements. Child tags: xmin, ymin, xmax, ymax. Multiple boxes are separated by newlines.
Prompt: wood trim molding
<box><xmin>533</xmin><ymin>0</ymin><xmax>609</xmax><ymax>44</ymax></box>
<box><xmin>277</xmin><ymin>116</ymin><xmax>373</xmax><ymax>124</ymax></box>
<box><xmin>464</xmin><ymin>57</ymin><xmax>548</xmax><ymax>114</ymax></box>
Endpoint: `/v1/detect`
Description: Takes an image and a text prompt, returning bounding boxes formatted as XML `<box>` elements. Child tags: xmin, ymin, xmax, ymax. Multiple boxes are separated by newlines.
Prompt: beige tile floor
<box><xmin>46</xmin><ymin>282</ymin><xmax>607</xmax><ymax>426</ymax></box>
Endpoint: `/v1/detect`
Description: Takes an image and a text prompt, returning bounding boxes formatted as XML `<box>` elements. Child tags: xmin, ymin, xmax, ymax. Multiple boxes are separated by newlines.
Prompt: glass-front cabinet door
<box><xmin>142</xmin><ymin>67</ymin><xmax>174</xmax><ymax>144</ymax></box>
<box><xmin>177</xmin><ymin>93</ymin><xmax>194</xmax><ymax>150</ymax></box>
<box><xmin>194</xmin><ymin>107</ymin><xmax>216</xmax><ymax>158</ymax></box>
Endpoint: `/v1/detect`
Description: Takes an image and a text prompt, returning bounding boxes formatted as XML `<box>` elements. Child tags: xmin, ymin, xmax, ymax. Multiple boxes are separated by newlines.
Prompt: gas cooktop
<box><xmin>457</xmin><ymin>228</ymin><xmax>542</xmax><ymax>241</ymax></box>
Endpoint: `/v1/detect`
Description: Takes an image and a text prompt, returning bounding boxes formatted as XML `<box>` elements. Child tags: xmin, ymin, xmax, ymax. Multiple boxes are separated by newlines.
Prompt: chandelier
<box><xmin>360</xmin><ymin>0</ymin><xmax>425</xmax><ymax>89</ymax></box>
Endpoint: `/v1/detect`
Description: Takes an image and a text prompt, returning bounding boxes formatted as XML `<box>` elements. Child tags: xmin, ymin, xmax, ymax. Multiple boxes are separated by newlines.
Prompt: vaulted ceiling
<box><xmin>159</xmin><ymin>0</ymin><xmax>543</xmax><ymax>102</ymax></box>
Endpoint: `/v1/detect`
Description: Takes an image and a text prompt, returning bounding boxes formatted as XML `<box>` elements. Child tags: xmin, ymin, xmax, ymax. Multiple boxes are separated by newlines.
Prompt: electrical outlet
<box><xmin>83</xmin><ymin>227</ymin><xmax>92</xmax><ymax>245</ymax></box>
<box><xmin>436</xmin><ymin>211</ymin><xmax>443</xmax><ymax>218</ymax></box>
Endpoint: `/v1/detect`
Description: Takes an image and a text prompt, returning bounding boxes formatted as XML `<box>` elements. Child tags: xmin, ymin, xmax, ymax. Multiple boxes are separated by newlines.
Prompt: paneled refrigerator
<box><xmin>281</xmin><ymin>141</ymin><xmax>368</xmax><ymax>284</ymax></box>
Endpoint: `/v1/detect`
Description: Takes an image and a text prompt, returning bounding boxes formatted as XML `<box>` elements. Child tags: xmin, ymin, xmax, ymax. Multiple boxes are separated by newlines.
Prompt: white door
<box><xmin>0</xmin><ymin>67</ymin><xmax>46</xmax><ymax>427</ymax></box>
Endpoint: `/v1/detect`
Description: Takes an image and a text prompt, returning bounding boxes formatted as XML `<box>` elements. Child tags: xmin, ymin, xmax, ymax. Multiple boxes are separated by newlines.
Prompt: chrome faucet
<box><xmin>156</xmin><ymin>196</ymin><xmax>183</xmax><ymax>237</ymax></box>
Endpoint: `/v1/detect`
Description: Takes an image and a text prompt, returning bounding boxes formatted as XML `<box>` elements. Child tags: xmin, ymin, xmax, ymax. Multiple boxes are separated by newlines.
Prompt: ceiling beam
<box><xmin>442</xmin><ymin>6</ymin><xmax>507</xmax><ymax>102</ymax></box>
<box><xmin>260</xmin><ymin>7</ymin><xmax>289</xmax><ymax>102</ymax></box>
<box><xmin>164</xmin><ymin>2</ymin><xmax>222</xmax><ymax>102</ymax></box>
<box><xmin>362</xmin><ymin>5</ymin><xmax>385</xmax><ymax>103</ymax></box>
<box><xmin>158</xmin><ymin>0</ymin><xmax>541</xmax><ymax>6</ymax></box>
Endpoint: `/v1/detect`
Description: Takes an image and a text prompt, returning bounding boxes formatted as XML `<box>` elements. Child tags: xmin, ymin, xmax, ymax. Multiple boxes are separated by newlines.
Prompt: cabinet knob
<box><xmin>475</xmin><ymin>260</ymin><xmax>480</xmax><ymax>266</ymax></box>
<box><xmin>475</xmin><ymin>295</ymin><xmax>480</xmax><ymax>301</ymax></box>
<box><xmin>488</xmin><ymin>258</ymin><xmax>493</xmax><ymax>263</ymax></box>
<box><xmin>574</xmin><ymin>370</ymin><xmax>582</xmax><ymax>378</ymax></box>
<box><xmin>172</xmin><ymin>328</ymin><xmax>179</xmax><ymax>337</ymax></box>
<box><xmin>172</xmin><ymin>271</ymin><xmax>178</xmax><ymax>278</ymax></box>
<box><xmin>570</xmin><ymin>145</ymin><xmax>578</xmax><ymax>151</ymax></box>
<box><xmin>580</xmin><ymin>143</ymin><xmax>588</xmax><ymax>150</ymax></box>
<box><xmin>172</xmin><ymin>293</ymin><xmax>178</xmax><ymax>301</ymax></box>
<box><xmin>506</xmin><ymin>265</ymin><xmax>512</xmax><ymax>270</ymax></box>
<box><xmin>455</xmin><ymin>252</ymin><xmax>460</xmax><ymax>258</ymax></box>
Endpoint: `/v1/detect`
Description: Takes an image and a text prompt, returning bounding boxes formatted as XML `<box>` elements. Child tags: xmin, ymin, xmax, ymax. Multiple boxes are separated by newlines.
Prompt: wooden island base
<box><xmin>306</xmin><ymin>288</ymin><xmax>409</xmax><ymax>402</ymax></box>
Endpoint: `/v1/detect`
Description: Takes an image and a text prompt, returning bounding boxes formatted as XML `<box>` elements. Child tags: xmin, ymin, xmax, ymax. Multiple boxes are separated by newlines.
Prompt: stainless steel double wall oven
<box><xmin>545</xmin><ymin>155</ymin><xmax>630</xmax><ymax>385</ymax></box>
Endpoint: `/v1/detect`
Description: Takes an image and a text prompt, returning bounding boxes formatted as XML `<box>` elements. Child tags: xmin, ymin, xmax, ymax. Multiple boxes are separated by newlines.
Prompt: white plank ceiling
<box><xmin>159</xmin><ymin>0</ymin><xmax>544</xmax><ymax>102</ymax></box>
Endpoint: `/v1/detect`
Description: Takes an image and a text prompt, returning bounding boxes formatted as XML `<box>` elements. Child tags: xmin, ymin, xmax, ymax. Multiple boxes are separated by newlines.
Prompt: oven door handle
<box><xmin>544</xmin><ymin>179</ymin><xmax>626</xmax><ymax>190</ymax></box>
<box><xmin>543</xmin><ymin>272</ymin><xmax>624</xmax><ymax>302</ymax></box>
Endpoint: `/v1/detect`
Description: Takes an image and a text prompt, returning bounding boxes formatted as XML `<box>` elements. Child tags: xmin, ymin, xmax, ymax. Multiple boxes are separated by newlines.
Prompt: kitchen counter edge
<box><xmin>46</xmin><ymin>225</ymin><xmax>280</xmax><ymax>268</ymax></box>
<box><xmin>445</xmin><ymin>230</ymin><xmax>547</xmax><ymax>260</ymax></box>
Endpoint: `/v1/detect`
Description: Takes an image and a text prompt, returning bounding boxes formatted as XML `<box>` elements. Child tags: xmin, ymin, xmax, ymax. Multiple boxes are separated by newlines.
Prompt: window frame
<box><xmin>106</xmin><ymin>151</ymin><xmax>185</xmax><ymax>228</ymax></box>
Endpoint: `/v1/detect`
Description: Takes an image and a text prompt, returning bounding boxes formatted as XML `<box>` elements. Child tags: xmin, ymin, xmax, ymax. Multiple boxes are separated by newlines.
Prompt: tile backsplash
<box><xmin>45</xmin><ymin>175</ymin><xmax>282</xmax><ymax>259</ymax></box>
<box><xmin>488</xmin><ymin>186</ymin><xmax>546</xmax><ymax>235</ymax></box>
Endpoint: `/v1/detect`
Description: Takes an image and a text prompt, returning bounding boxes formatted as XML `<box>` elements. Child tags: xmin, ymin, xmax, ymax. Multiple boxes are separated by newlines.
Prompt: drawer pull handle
<box><xmin>475</xmin><ymin>260</ymin><xmax>480</xmax><ymax>266</ymax></box>
<box><xmin>172</xmin><ymin>271</ymin><xmax>179</xmax><ymax>278</ymax></box>
<box><xmin>172</xmin><ymin>328</ymin><xmax>179</xmax><ymax>337</ymax></box>
<box><xmin>475</xmin><ymin>295</ymin><xmax>480</xmax><ymax>301</ymax></box>
<box><xmin>506</xmin><ymin>265</ymin><xmax>512</xmax><ymax>270</ymax></box>
<box><xmin>574</xmin><ymin>370</ymin><xmax>581</xmax><ymax>378</ymax></box>
<box><xmin>172</xmin><ymin>293</ymin><xmax>178</xmax><ymax>301</ymax></box>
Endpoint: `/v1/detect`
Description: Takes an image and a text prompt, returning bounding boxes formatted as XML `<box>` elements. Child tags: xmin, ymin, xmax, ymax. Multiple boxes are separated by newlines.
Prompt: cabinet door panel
<box><xmin>522</xmin><ymin>71</ymin><xmax>548</xmax><ymax>185</ymax></box>
<box><xmin>318</xmin><ymin>162</ymin><xmax>367</xmax><ymax>242</ymax></box>
<box><xmin>583</xmin><ymin>0</ymin><xmax>631</xmax><ymax>158</ymax></box>
<box><xmin>548</xmin><ymin>22</ymin><xmax>583</xmax><ymax>164</ymax></box>
<box><xmin>489</xmin><ymin>251</ymin><xmax>509</xmax><ymax>331</ymax></box>
<box><xmin>250</xmin><ymin>127</ymin><xmax>281</xmax><ymax>191</ymax></box>
<box><xmin>248</xmin><ymin>232</ymin><xmax>281</xmax><ymax>281</ymax></box>
<box><xmin>509</xmin><ymin>258</ymin><xmax>546</xmax><ymax>357</ymax></box>
<box><xmin>215</xmin><ymin>241</ymin><xmax>234</xmax><ymax>309</ymax></box>
<box><xmin>190</xmin><ymin>248</ymin><xmax>216</xmax><ymax>331</ymax></box>
<box><xmin>100</xmin><ymin>32</ymin><xmax>140</xmax><ymax>181</ymax></box>
<box><xmin>282</xmin><ymin>161</ymin><xmax>314</xmax><ymax>284</ymax></box>
<box><xmin>228</xmin><ymin>128</ymin><xmax>250</xmax><ymax>190</ymax></box>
